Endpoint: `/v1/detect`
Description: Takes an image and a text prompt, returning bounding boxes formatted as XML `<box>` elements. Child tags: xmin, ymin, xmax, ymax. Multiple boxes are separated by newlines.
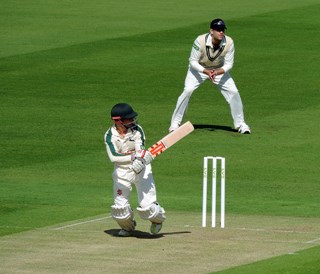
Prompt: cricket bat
<box><xmin>148</xmin><ymin>121</ymin><xmax>194</xmax><ymax>157</ymax></box>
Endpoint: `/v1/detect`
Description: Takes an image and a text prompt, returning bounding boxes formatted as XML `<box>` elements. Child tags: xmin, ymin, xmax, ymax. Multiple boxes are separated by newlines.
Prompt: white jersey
<box><xmin>104</xmin><ymin>125</ymin><xmax>146</xmax><ymax>168</ymax></box>
<box><xmin>189</xmin><ymin>33</ymin><xmax>234</xmax><ymax>73</ymax></box>
<box><xmin>105</xmin><ymin>124</ymin><xmax>161</xmax><ymax>214</ymax></box>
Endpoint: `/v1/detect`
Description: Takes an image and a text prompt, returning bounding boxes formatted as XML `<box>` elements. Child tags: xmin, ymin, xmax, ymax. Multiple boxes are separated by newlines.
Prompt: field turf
<box><xmin>1</xmin><ymin>0</ymin><xmax>320</xmax><ymax>273</ymax></box>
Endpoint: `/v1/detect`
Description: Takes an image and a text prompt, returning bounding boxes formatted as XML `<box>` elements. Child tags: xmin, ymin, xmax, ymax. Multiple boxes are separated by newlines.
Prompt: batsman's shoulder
<box><xmin>135</xmin><ymin>124</ymin><xmax>146</xmax><ymax>136</ymax></box>
<box><xmin>135</xmin><ymin>124</ymin><xmax>144</xmax><ymax>131</ymax></box>
<box><xmin>104</xmin><ymin>127</ymin><xmax>112</xmax><ymax>139</ymax></box>
<box><xmin>134</xmin><ymin>125</ymin><xmax>146</xmax><ymax>145</ymax></box>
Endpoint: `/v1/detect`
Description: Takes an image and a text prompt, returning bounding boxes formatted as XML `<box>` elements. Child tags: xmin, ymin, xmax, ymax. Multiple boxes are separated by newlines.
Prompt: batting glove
<box><xmin>132</xmin><ymin>159</ymin><xmax>145</xmax><ymax>174</ymax></box>
<box><xmin>133</xmin><ymin>150</ymin><xmax>154</xmax><ymax>165</ymax></box>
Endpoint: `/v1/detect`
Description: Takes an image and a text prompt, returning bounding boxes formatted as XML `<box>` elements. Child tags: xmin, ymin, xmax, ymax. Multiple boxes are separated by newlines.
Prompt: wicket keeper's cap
<box><xmin>111</xmin><ymin>103</ymin><xmax>138</xmax><ymax>120</ymax></box>
<box><xmin>210</xmin><ymin>18</ymin><xmax>227</xmax><ymax>31</ymax></box>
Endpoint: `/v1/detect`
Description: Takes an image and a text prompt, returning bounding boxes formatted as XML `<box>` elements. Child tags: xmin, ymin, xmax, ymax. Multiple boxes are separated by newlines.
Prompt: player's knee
<box><xmin>230</xmin><ymin>90</ymin><xmax>241</xmax><ymax>101</ymax></box>
<box><xmin>223</xmin><ymin>89</ymin><xmax>239</xmax><ymax>103</ymax></box>
<box><xmin>137</xmin><ymin>202</ymin><xmax>166</xmax><ymax>223</ymax></box>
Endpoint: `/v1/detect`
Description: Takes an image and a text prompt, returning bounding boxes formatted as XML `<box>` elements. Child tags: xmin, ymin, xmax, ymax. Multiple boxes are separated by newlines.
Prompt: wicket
<box><xmin>202</xmin><ymin>156</ymin><xmax>226</xmax><ymax>228</ymax></box>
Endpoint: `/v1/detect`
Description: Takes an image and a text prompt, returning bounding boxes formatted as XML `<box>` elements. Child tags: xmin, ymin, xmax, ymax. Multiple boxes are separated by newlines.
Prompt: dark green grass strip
<box><xmin>214</xmin><ymin>246</ymin><xmax>320</xmax><ymax>274</ymax></box>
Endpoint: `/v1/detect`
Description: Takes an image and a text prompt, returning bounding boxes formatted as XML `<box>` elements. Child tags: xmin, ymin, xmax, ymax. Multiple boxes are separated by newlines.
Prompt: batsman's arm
<box><xmin>105</xmin><ymin>146</ymin><xmax>132</xmax><ymax>164</ymax></box>
<box><xmin>104</xmin><ymin>130</ymin><xmax>132</xmax><ymax>164</ymax></box>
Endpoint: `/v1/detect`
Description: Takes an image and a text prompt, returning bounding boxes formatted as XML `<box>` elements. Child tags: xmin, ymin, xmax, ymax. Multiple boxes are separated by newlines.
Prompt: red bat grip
<box><xmin>148</xmin><ymin>141</ymin><xmax>166</xmax><ymax>157</ymax></box>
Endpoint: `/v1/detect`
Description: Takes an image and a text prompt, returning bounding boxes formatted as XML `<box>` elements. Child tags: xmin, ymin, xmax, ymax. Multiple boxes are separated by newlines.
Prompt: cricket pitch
<box><xmin>1</xmin><ymin>213</ymin><xmax>319</xmax><ymax>274</ymax></box>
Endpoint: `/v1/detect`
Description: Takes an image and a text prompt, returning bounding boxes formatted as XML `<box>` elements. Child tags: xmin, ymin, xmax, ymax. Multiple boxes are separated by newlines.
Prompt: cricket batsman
<box><xmin>104</xmin><ymin>103</ymin><xmax>166</xmax><ymax>237</ymax></box>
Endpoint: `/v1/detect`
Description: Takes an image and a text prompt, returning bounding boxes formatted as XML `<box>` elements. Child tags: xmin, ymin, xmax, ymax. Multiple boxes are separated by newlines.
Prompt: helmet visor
<box><xmin>121</xmin><ymin>117</ymin><xmax>138</xmax><ymax>129</ymax></box>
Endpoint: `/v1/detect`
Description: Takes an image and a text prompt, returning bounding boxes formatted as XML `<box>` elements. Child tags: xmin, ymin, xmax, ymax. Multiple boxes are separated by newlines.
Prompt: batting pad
<box><xmin>137</xmin><ymin>203</ymin><xmax>166</xmax><ymax>223</ymax></box>
<box><xmin>111</xmin><ymin>205</ymin><xmax>135</xmax><ymax>231</ymax></box>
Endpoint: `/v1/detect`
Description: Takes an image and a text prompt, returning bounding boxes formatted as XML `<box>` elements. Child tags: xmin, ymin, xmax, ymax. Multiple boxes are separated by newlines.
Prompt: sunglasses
<box><xmin>213</xmin><ymin>27</ymin><xmax>225</xmax><ymax>32</ymax></box>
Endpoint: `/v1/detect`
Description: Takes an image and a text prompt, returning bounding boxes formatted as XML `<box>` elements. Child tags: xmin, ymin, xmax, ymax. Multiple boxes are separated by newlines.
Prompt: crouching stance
<box><xmin>104</xmin><ymin>103</ymin><xmax>166</xmax><ymax>237</ymax></box>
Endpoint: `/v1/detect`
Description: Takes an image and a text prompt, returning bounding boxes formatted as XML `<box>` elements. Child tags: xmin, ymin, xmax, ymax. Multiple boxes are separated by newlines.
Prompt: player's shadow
<box><xmin>193</xmin><ymin>124</ymin><xmax>236</xmax><ymax>132</ymax></box>
<box><xmin>104</xmin><ymin>229</ymin><xmax>191</xmax><ymax>239</ymax></box>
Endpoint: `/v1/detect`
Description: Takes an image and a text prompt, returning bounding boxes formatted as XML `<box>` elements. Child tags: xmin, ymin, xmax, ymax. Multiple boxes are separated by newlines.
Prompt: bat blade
<box><xmin>148</xmin><ymin>121</ymin><xmax>194</xmax><ymax>157</ymax></box>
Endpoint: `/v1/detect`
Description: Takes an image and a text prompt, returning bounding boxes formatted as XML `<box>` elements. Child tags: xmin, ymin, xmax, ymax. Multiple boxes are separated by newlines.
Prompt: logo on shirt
<box><xmin>192</xmin><ymin>43</ymin><xmax>200</xmax><ymax>51</ymax></box>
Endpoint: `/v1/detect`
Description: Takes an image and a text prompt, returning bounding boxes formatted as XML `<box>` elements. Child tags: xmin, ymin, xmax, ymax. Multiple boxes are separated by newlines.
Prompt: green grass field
<box><xmin>1</xmin><ymin>0</ymin><xmax>320</xmax><ymax>273</ymax></box>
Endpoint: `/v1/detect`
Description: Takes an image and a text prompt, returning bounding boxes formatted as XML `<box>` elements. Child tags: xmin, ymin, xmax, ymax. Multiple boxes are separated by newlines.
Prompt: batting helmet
<box><xmin>111</xmin><ymin>103</ymin><xmax>138</xmax><ymax>121</ymax></box>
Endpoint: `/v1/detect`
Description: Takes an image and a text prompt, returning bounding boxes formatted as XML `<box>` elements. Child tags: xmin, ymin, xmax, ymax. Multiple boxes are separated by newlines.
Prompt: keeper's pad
<box><xmin>137</xmin><ymin>203</ymin><xmax>166</xmax><ymax>223</ymax></box>
<box><xmin>111</xmin><ymin>205</ymin><xmax>135</xmax><ymax>231</ymax></box>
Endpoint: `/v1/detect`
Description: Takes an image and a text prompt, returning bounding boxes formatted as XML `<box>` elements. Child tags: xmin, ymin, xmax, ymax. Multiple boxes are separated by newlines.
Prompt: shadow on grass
<box><xmin>104</xmin><ymin>229</ymin><xmax>191</xmax><ymax>239</ymax></box>
<box><xmin>193</xmin><ymin>124</ymin><xmax>236</xmax><ymax>132</ymax></box>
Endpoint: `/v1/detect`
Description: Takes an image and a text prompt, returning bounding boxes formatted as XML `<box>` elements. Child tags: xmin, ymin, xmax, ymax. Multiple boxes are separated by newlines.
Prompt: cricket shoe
<box><xmin>237</xmin><ymin>123</ymin><xmax>251</xmax><ymax>134</ymax></box>
<box><xmin>118</xmin><ymin>229</ymin><xmax>132</xmax><ymax>237</ymax></box>
<box><xmin>150</xmin><ymin>222</ymin><xmax>162</xmax><ymax>235</ymax></box>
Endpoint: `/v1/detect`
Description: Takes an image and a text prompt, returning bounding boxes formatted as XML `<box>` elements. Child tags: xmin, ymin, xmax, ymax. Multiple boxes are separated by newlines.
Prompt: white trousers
<box><xmin>170</xmin><ymin>68</ymin><xmax>245</xmax><ymax>129</ymax></box>
<box><xmin>112</xmin><ymin>164</ymin><xmax>157</xmax><ymax>209</ymax></box>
